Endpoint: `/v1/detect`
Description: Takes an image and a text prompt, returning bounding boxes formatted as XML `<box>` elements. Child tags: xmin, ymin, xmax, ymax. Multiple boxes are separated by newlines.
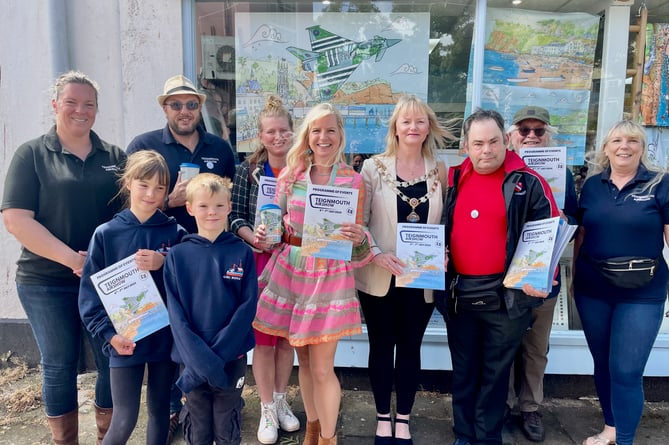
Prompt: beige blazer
<box><xmin>354</xmin><ymin>154</ymin><xmax>445</xmax><ymax>302</ymax></box>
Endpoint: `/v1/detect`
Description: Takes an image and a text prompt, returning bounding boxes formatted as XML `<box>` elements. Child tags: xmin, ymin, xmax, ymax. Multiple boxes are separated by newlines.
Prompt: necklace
<box><xmin>374</xmin><ymin>157</ymin><xmax>440</xmax><ymax>222</ymax></box>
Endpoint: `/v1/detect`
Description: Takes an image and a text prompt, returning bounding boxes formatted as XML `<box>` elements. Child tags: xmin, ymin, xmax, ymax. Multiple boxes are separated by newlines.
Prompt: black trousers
<box><xmin>358</xmin><ymin>283</ymin><xmax>434</xmax><ymax>415</ymax></box>
<box><xmin>445</xmin><ymin>307</ymin><xmax>531</xmax><ymax>445</ymax></box>
<box><xmin>104</xmin><ymin>360</ymin><xmax>175</xmax><ymax>445</ymax></box>
<box><xmin>182</xmin><ymin>357</ymin><xmax>246</xmax><ymax>445</ymax></box>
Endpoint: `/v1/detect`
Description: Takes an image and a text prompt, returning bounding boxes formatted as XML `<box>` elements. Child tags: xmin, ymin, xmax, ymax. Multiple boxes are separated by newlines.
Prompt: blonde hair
<box><xmin>186</xmin><ymin>173</ymin><xmax>232</xmax><ymax>202</ymax></box>
<box><xmin>280</xmin><ymin>103</ymin><xmax>346</xmax><ymax>190</ymax></box>
<box><xmin>383</xmin><ymin>94</ymin><xmax>455</xmax><ymax>160</ymax></box>
<box><xmin>586</xmin><ymin>120</ymin><xmax>663</xmax><ymax>195</ymax></box>
<box><xmin>247</xmin><ymin>95</ymin><xmax>294</xmax><ymax>165</ymax></box>
<box><xmin>117</xmin><ymin>150</ymin><xmax>170</xmax><ymax>208</ymax></box>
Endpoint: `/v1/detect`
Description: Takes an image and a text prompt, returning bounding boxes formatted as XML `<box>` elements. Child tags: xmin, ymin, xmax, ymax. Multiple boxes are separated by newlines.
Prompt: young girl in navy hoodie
<box><xmin>79</xmin><ymin>150</ymin><xmax>186</xmax><ymax>444</ymax></box>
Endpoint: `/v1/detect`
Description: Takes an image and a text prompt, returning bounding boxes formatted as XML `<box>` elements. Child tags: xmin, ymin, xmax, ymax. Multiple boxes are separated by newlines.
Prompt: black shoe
<box><xmin>374</xmin><ymin>415</ymin><xmax>394</xmax><ymax>445</ymax></box>
<box><xmin>520</xmin><ymin>411</ymin><xmax>545</xmax><ymax>442</ymax></box>
<box><xmin>393</xmin><ymin>418</ymin><xmax>413</xmax><ymax>445</ymax></box>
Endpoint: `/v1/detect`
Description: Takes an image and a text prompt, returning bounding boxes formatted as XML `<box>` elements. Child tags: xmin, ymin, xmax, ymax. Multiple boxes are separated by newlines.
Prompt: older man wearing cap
<box><xmin>127</xmin><ymin>74</ymin><xmax>236</xmax><ymax>234</ymax></box>
<box><xmin>126</xmin><ymin>74</ymin><xmax>236</xmax><ymax>442</ymax></box>
<box><xmin>506</xmin><ymin>106</ymin><xmax>578</xmax><ymax>442</ymax></box>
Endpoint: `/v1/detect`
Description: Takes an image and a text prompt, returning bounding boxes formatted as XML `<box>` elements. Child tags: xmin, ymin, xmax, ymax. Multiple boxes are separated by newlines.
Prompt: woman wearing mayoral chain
<box><xmin>355</xmin><ymin>95</ymin><xmax>453</xmax><ymax>445</ymax></box>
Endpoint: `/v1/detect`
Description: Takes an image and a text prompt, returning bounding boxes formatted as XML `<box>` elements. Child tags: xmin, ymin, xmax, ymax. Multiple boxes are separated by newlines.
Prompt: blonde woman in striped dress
<box><xmin>253</xmin><ymin>103</ymin><xmax>372</xmax><ymax>445</ymax></box>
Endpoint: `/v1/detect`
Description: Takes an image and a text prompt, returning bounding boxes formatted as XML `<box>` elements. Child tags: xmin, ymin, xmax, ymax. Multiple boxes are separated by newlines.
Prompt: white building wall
<box><xmin>0</xmin><ymin>0</ymin><xmax>184</xmax><ymax>319</ymax></box>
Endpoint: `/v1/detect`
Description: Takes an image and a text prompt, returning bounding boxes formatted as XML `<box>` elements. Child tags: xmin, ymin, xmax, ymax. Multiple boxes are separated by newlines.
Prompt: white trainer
<box><xmin>257</xmin><ymin>402</ymin><xmax>279</xmax><ymax>444</ymax></box>
<box><xmin>274</xmin><ymin>392</ymin><xmax>300</xmax><ymax>432</ymax></box>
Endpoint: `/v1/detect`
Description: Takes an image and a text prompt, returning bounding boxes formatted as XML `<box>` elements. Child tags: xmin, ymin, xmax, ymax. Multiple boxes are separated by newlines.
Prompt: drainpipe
<box><xmin>47</xmin><ymin>0</ymin><xmax>71</xmax><ymax>78</ymax></box>
<box><xmin>470</xmin><ymin>0</ymin><xmax>487</xmax><ymax>112</ymax></box>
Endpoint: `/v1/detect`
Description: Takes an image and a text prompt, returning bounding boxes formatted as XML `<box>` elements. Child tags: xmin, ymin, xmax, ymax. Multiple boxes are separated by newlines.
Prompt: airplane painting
<box><xmin>287</xmin><ymin>26</ymin><xmax>401</xmax><ymax>100</ymax></box>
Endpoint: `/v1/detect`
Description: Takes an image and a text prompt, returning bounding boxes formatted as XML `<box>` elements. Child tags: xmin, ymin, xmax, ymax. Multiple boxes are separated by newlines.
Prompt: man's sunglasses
<box><xmin>164</xmin><ymin>101</ymin><xmax>200</xmax><ymax>111</ymax></box>
<box><xmin>518</xmin><ymin>127</ymin><xmax>546</xmax><ymax>137</ymax></box>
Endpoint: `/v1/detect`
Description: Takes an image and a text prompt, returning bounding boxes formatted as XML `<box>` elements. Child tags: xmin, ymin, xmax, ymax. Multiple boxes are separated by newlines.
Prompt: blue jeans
<box><xmin>575</xmin><ymin>294</ymin><xmax>664</xmax><ymax>445</ymax></box>
<box><xmin>17</xmin><ymin>284</ymin><xmax>112</xmax><ymax>416</ymax></box>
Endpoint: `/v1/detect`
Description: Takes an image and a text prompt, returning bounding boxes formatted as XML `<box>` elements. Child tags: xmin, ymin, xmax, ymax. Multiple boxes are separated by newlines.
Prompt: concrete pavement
<box><xmin>1</xmin><ymin>368</ymin><xmax>668</xmax><ymax>445</ymax></box>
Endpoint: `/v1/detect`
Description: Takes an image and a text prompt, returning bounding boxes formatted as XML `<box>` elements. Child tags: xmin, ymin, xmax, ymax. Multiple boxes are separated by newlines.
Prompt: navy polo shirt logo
<box><xmin>631</xmin><ymin>194</ymin><xmax>654</xmax><ymax>202</ymax></box>
<box><xmin>102</xmin><ymin>164</ymin><xmax>121</xmax><ymax>172</ymax></box>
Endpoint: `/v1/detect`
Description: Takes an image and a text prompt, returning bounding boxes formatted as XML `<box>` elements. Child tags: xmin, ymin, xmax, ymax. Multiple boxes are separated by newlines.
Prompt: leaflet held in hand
<box><xmin>90</xmin><ymin>254</ymin><xmax>169</xmax><ymax>342</ymax></box>
<box><xmin>503</xmin><ymin>216</ymin><xmax>577</xmax><ymax>293</ymax></box>
<box><xmin>395</xmin><ymin>223</ymin><xmax>446</xmax><ymax>290</ymax></box>
<box><xmin>519</xmin><ymin>146</ymin><xmax>567</xmax><ymax>208</ymax></box>
<box><xmin>302</xmin><ymin>184</ymin><xmax>358</xmax><ymax>261</ymax></box>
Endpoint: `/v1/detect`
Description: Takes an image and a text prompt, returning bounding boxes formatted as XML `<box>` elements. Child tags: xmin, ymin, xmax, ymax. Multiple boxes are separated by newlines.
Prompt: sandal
<box><xmin>374</xmin><ymin>415</ymin><xmax>393</xmax><ymax>445</ymax></box>
<box><xmin>394</xmin><ymin>418</ymin><xmax>413</xmax><ymax>445</ymax></box>
<box><xmin>582</xmin><ymin>434</ymin><xmax>616</xmax><ymax>445</ymax></box>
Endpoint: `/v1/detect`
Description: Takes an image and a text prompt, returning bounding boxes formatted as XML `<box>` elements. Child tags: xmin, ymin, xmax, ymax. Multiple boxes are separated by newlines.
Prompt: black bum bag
<box><xmin>586</xmin><ymin>255</ymin><xmax>659</xmax><ymax>289</ymax></box>
<box><xmin>451</xmin><ymin>273</ymin><xmax>504</xmax><ymax>311</ymax></box>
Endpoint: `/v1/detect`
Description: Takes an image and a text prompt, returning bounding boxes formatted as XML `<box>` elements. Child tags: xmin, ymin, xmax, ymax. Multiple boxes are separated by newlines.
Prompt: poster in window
<box><xmin>233</xmin><ymin>12</ymin><xmax>430</xmax><ymax>154</ymax></box>
<box><xmin>465</xmin><ymin>8</ymin><xmax>599</xmax><ymax>165</ymax></box>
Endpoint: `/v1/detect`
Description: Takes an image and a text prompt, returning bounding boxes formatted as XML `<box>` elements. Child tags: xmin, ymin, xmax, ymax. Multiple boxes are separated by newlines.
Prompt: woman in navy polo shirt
<box><xmin>574</xmin><ymin>120</ymin><xmax>669</xmax><ymax>445</ymax></box>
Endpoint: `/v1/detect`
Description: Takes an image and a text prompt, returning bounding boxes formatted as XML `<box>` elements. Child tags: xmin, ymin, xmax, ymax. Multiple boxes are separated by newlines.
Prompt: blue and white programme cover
<box><xmin>503</xmin><ymin>217</ymin><xmax>576</xmax><ymax>293</ymax></box>
<box><xmin>519</xmin><ymin>146</ymin><xmax>567</xmax><ymax>208</ymax></box>
<box><xmin>395</xmin><ymin>223</ymin><xmax>445</xmax><ymax>290</ymax></box>
<box><xmin>90</xmin><ymin>254</ymin><xmax>169</xmax><ymax>342</ymax></box>
<box><xmin>302</xmin><ymin>184</ymin><xmax>358</xmax><ymax>261</ymax></box>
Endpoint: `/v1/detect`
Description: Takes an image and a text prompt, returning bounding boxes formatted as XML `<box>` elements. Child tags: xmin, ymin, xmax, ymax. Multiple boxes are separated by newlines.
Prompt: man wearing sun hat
<box><xmin>127</xmin><ymin>74</ymin><xmax>236</xmax><ymax>234</ymax></box>
<box><xmin>127</xmin><ymin>75</ymin><xmax>236</xmax><ymax>442</ymax></box>
<box><xmin>506</xmin><ymin>106</ymin><xmax>578</xmax><ymax>442</ymax></box>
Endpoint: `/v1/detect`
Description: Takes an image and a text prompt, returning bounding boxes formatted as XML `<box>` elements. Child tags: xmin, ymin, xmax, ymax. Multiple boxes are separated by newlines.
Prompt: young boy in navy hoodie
<box><xmin>163</xmin><ymin>173</ymin><xmax>257</xmax><ymax>444</ymax></box>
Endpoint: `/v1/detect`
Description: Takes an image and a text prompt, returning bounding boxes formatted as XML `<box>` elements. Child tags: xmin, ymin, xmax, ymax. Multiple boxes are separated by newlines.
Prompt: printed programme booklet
<box><xmin>503</xmin><ymin>216</ymin><xmax>577</xmax><ymax>294</ymax></box>
<box><xmin>302</xmin><ymin>183</ymin><xmax>358</xmax><ymax>261</ymax></box>
<box><xmin>519</xmin><ymin>146</ymin><xmax>567</xmax><ymax>208</ymax></box>
<box><xmin>254</xmin><ymin>175</ymin><xmax>278</xmax><ymax>227</ymax></box>
<box><xmin>395</xmin><ymin>223</ymin><xmax>446</xmax><ymax>290</ymax></box>
<box><xmin>90</xmin><ymin>254</ymin><xmax>170</xmax><ymax>342</ymax></box>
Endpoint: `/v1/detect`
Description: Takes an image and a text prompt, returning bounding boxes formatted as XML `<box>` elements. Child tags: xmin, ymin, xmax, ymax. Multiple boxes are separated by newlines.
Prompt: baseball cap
<box><xmin>512</xmin><ymin>106</ymin><xmax>550</xmax><ymax>125</ymax></box>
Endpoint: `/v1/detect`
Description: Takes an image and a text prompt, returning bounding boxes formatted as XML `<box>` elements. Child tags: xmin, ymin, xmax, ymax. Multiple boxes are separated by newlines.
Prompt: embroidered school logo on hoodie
<box><xmin>156</xmin><ymin>241</ymin><xmax>173</xmax><ymax>256</ymax></box>
<box><xmin>224</xmin><ymin>261</ymin><xmax>244</xmax><ymax>280</ymax></box>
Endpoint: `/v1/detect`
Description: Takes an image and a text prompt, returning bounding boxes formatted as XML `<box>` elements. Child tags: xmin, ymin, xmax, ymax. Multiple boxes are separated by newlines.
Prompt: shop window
<box><xmin>193</xmin><ymin>1</ymin><xmax>476</xmax><ymax>157</ymax></box>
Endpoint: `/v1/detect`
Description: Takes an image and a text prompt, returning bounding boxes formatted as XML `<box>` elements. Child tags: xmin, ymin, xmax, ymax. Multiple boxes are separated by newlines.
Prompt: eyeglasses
<box><xmin>518</xmin><ymin>127</ymin><xmax>546</xmax><ymax>137</ymax></box>
<box><xmin>164</xmin><ymin>101</ymin><xmax>200</xmax><ymax>111</ymax></box>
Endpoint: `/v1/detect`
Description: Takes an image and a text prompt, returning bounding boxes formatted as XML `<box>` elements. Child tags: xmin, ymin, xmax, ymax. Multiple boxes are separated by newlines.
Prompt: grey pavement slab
<box><xmin>1</xmin><ymin>371</ymin><xmax>668</xmax><ymax>444</ymax></box>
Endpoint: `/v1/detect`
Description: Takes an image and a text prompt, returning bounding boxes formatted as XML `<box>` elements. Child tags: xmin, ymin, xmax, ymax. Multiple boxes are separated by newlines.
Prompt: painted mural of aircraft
<box><xmin>287</xmin><ymin>25</ymin><xmax>401</xmax><ymax>100</ymax></box>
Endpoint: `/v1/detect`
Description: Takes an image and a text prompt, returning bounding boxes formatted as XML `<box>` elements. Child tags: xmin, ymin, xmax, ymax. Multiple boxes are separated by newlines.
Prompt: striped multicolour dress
<box><xmin>253</xmin><ymin>162</ymin><xmax>372</xmax><ymax>346</ymax></box>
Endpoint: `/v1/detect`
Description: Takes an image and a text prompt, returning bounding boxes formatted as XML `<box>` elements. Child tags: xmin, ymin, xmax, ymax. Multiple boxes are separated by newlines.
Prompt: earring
<box><xmin>307</xmin><ymin>148</ymin><xmax>313</xmax><ymax>155</ymax></box>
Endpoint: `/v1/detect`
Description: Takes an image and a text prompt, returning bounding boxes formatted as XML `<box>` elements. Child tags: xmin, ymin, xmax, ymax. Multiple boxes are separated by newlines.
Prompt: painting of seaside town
<box><xmin>234</xmin><ymin>12</ymin><xmax>430</xmax><ymax>154</ymax></box>
<box><xmin>642</xmin><ymin>23</ymin><xmax>669</xmax><ymax>127</ymax></box>
<box><xmin>467</xmin><ymin>8</ymin><xmax>600</xmax><ymax>165</ymax></box>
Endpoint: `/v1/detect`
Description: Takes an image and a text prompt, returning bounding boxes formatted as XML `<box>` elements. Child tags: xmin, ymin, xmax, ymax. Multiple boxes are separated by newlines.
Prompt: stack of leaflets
<box><xmin>503</xmin><ymin>216</ymin><xmax>577</xmax><ymax>294</ymax></box>
<box><xmin>90</xmin><ymin>254</ymin><xmax>170</xmax><ymax>342</ymax></box>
